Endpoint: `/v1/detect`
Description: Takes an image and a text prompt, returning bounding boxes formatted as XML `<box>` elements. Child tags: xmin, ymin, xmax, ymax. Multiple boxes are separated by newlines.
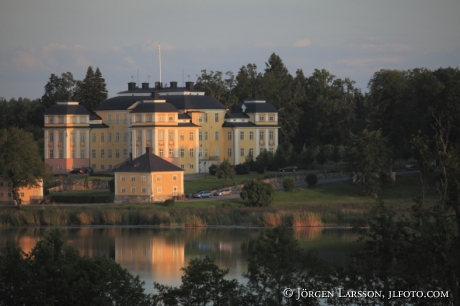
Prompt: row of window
<box><xmin>120</xmin><ymin>187</ymin><xmax>166</xmax><ymax>194</ymax></box>
<box><xmin>106</xmin><ymin>114</ymin><xmax>128</xmax><ymax>124</ymax></box>
<box><xmin>47</xmin><ymin>116</ymin><xmax>87</xmax><ymax>124</ymax></box>
<box><xmin>197</xmin><ymin>113</ymin><xmax>220</xmax><ymax>123</ymax></box>
<box><xmin>134</xmin><ymin>114</ymin><xmax>175</xmax><ymax>123</ymax></box>
<box><xmin>119</xmin><ymin>175</ymin><xmax>177</xmax><ymax>182</ymax></box>
<box><xmin>258</xmin><ymin>116</ymin><xmax>275</xmax><ymax>122</ymax></box>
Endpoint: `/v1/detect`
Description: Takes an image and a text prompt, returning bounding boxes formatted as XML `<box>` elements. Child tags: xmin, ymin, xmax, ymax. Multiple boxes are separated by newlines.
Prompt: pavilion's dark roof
<box><xmin>90</xmin><ymin>113</ymin><xmax>102</xmax><ymax>120</ymax></box>
<box><xmin>163</xmin><ymin>95</ymin><xmax>225</xmax><ymax>110</ymax></box>
<box><xmin>222</xmin><ymin>122</ymin><xmax>280</xmax><ymax>128</ymax></box>
<box><xmin>90</xmin><ymin>123</ymin><xmax>109</xmax><ymax>129</ymax></box>
<box><xmin>95</xmin><ymin>96</ymin><xmax>141</xmax><ymax>111</ymax></box>
<box><xmin>130</xmin><ymin>102</ymin><xmax>178</xmax><ymax>113</ymax></box>
<box><xmin>230</xmin><ymin>103</ymin><xmax>278</xmax><ymax>113</ymax></box>
<box><xmin>44</xmin><ymin>104</ymin><xmax>90</xmax><ymax>115</ymax></box>
<box><xmin>225</xmin><ymin>113</ymin><xmax>249</xmax><ymax>119</ymax></box>
<box><xmin>178</xmin><ymin>113</ymin><xmax>191</xmax><ymax>119</ymax></box>
<box><xmin>114</xmin><ymin>150</ymin><xmax>184</xmax><ymax>173</ymax></box>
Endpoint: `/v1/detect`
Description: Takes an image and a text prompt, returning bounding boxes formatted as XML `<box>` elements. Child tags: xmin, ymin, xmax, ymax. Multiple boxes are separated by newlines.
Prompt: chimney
<box><xmin>128</xmin><ymin>82</ymin><xmax>136</xmax><ymax>91</ymax></box>
<box><xmin>185</xmin><ymin>81</ymin><xmax>194</xmax><ymax>91</ymax></box>
<box><xmin>155</xmin><ymin>82</ymin><xmax>162</xmax><ymax>89</ymax></box>
<box><xmin>129</xmin><ymin>152</ymin><xmax>133</xmax><ymax>161</ymax></box>
<box><xmin>145</xmin><ymin>147</ymin><xmax>152</xmax><ymax>154</ymax></box>
<box><xmin>142</xmin><ymin>82</ymin><xmax>149</xmax><ymax>89</ymax></box>
<box><xmin>170</xmin><ymin>81</ymin><xmax>178</xmax><ymax>89</ymax></box>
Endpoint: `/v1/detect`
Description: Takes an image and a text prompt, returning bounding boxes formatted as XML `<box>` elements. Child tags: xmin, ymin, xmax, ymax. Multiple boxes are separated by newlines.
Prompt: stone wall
<box><xmin>49</xmin><ymin>180</ymin><xmax>110</xmax><ymax>192</ymax></box>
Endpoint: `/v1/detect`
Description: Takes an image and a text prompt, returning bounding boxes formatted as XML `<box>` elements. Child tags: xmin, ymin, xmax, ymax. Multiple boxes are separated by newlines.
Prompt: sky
<box><xmin>1</xmin><ymin>0</ymin><xmax>459</xmax><ymax>100</ymax></box>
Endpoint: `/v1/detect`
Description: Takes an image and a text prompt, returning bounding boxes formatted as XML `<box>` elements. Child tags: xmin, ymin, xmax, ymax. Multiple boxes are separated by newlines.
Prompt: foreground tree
<box><xmin>240</xmin><ymin>179</ymin><xmax>275</xmax><ymax>207</ymax></box>
<box><xmin>216</xmin><ymin>158</ymin><xmax>235</xmax><ymax>180</ymax></box>
<box><xmin>0</xmin><ymin>127</ymin><xmax>50</xmax><ymax>206</ymax></box>
<box><xmin>0</xmin><ymin>230</ymin><xmax>150</xmax><ymax>306</ymax></box>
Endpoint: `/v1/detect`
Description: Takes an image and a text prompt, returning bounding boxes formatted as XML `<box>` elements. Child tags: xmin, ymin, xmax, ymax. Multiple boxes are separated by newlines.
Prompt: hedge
<box><xmin>50</xmin><ymin>195</ymin><xmax>114</xmax><ymax>204</ymax></box>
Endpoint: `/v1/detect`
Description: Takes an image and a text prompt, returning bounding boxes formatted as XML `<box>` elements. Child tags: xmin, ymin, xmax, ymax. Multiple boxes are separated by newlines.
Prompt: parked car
<box><xmin>214</xmin><ymin>188</ymin><xmax>231</xmax><ymax>196</ymax></box>
<box><xmin>70</xmin><ymin>168</ymin><xmax>85</xmax><ymax>174</ymax></box>
<box><xmin>193</xmin><ymin>190</ymin><xmax>212</xmax><ymax>198</ymax></box>
<box><xmin>82</xmin><ymin>166</ymin><xmax>94</xmax><ymax>174</ymax></box>
<box><xmin>278</xmin><ymin>166</ymin><xmax>298</xmax><ymax>172</ymax></box>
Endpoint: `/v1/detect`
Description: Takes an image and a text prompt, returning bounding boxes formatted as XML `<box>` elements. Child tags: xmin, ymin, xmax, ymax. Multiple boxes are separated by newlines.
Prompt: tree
<box><xmin>0</xmin><ymin>127</ymin><xmax>50</xmax><ymax>206</ymax></box>
<box><xmin>152</xmin><ymin>256</ymin><xmax>240</xmax><ymax>306</ymax></box>
<box><xmin>195</xmin><ymin>70</ymin><xmax>238</xmax><ymax>108</ymax></box>
<box><xmin>233</xmin><ymin>63</ymin><xmax>262</xmax><ymax>103</ymax></box>
<box><xmin>306</xmin><ymin>173</ymin><xmax>318</xmax><ymax>187</ymax></box>
<box><xmin>282</xmin><ymin>176</ymin><xmax>295</xmax><ymax>192</ymax></box>
<box><xmin>347</xmin><ymin>129</ymin><xmax>392</xmax><ymax>197</ymax></box>
<box><xmin>41</xmin><ymin>72</ymin><xmax>77</xmax><ymax>109</ymax></box>
<box><xmin>74</xmin><ymin>66</ymin><xmax>108</xmax><ymax>111</ymax></box>
<box><xmin>216</xmin><ymin>159</ymin><xmax>234</xmax><ymax>180</ymax></box>
<box><xmin>240</xmin><ymin>179</ymin><xmax>274</xmax><ymax>207</ymax></box>
<box><xmin>0</xmin><ymin>230</ymin><xmax>151</xmax><ymax>306</ymax></box>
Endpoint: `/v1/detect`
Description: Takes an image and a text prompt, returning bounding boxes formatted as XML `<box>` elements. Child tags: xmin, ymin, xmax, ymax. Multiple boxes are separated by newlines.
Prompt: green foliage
<box><xmin>108</xmin><ymin>177</ymin><xmax>115</xmax><ymax>193</ymax></box>
<box><xmin>315</xmin><ymin>145</ymin><xmax>330</xmax><ymax>166</ymax></box>
<box><xmin>216</xmin><ymin>158</ymin><xmax>235</xmax><ymax>180</ymax></box>
<box><xmin>255</xmin><ymin>149</ymin><xmax>274</xmax><ymax>173</ymax></box>
<box><xmin>282</xmin><ymin>176</ymin><xmax>295</xmax><ymax>192</ymax></box>
<box><xmin>194</xmin><ymin>70</ymin><xmax>238</xmax><ymax>108</ymax></box>
<box><xmin>209</xmin><ymin>164</ymin><xmax>218</xmax><ymax>176</ymax></box>
<box><xmin>0</xmin><ymin>127</ymin><xmax>51</xmax><ymax>205</ymax></box>
<box><xmin>74</xmin><ymin>66</ymin><xmax>108</xmax><ymax>111</ymax></box>
<box><xmin>50</xmin><ymin>194</ymin><xmax>114</xmax><ymax>204</ymax></box>
<box><xmin>234</xmin><ymin>163</ymin><xmax>250</xmax><ymax>175</ymax></box>
<box><xmin>0</xmin><ymin>230</ymin><xmax>150</xmax><ymax>305</ymax></box>
<box><xmin>152</xmin><ymin>256</ymin><xmax>240</xmax><ymax>305</ymax></box>
<box><xmin>41</xmin><ymin>72</ymin><xmax>77</xmax><ymax>109</ymax></box>
<box><xmin>163</xmin><ymin>199</ymin><xmax>175</xmax><ymax>207</ymax></box>
<box><xmin>347</xmin><ymin>129</ymin><xmax>392</xmax><ymax>197</ymax></box>
<box><xmin>240</xmin><ymin>179</ymin><xmax>275</xmax><ymax>207</ymax></box>
<box><xmin>306</xmin><ymin>173</ymin><xmax>318</xmax><ymax>186</ymax></box>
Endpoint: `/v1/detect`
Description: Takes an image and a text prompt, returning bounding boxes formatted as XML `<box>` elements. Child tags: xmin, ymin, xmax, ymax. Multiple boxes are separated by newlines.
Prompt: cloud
<box><xmin>293</xmin><ymin>38</ymin><xmax>311</xmax><ymax>47</ymax></box>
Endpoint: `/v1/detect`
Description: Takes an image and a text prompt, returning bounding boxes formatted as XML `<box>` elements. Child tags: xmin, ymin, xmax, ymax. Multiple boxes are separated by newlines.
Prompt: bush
<box><xmin>306</xmin><ymin>173</ymin><xmax>318</xmax><ymax>186</ymax></box>
<box><xmin>282</xmin><ymin>177</ymin><xmax>295</xmax><ymax>192</ymax></box>
<box><xmin>235</xmin><ymin>164</ymin><xmax>250</xmax><ymax>175</ymax></box>
<box><xmin>50</xmin><ymin>195</ymin><xmax>114</xmax><ymax>204</ymax></box>
<box><xmin>209</xmin><ymin>164</ymin><xmax>218</xmax><ymax>176</ymax></box>
<box><xmin>163</xmin><ymin>199</ymin><xmax>175</xmax><ymax>207</ymax></box>
<box><xmin>240</xmin><ymin>179</ymin><xmax>275</xmax><ymax>207</ymax></box>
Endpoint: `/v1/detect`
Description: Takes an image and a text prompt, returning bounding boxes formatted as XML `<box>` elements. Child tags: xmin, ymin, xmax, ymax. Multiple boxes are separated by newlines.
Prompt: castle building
<box><xmin>43</xmin><ymin>81</ymin><xmax>279</xmax><ymax>174</ymax></box>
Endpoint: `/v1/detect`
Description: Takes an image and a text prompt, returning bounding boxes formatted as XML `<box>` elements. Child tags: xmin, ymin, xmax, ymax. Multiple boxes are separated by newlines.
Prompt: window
<box><xmin>159</xmin><ymin>149</ymin><xmax>164</xmax><ymax>157</ymax></box>
<box><xmin>137</xmin><ymin>131</ymin><xmax>142</xmax><ymax>141</ymax></box>
<box><xmin>147</xmin><ymin>132</ymin><xmax>152</xmax><ymax>140</ymax></box>
<box><xmin>169</xmin><ymin>116</ymin><xmax>173</xmax><ymax>121</ymax></box>
<box><xmin>269</xmin><ymin>148</ymin><xmax>274</xmax><ymax>154</ymax></box>
<box><xmin>108</xmin><ymin>132</ymin><xmax>112</xmax><ymax>142</ymax></box>
<box><xmin>189</xmin><ymin>149</ymin><xmax>194</xmax><ymax>157</ymax></box>
<box><xmin>59</xmin><ymin>149</ymin><xmax>63</xmax><ymax>158</ymax></box>
<box><xmin>59</xmin><ymin>117</ymin><xmax>64</xmax><ymax>123</ymax></box>
<box><xmin>169</xmin><ymin>148</ymin><xmax>174</xmax><ymax>157</ymax></box>
<box><xmin>204</xmin><ymin>113</ymin><xmax>208</xmax><ymax>122</ymax></box>
<box><xmin>141</xmin><ymin>187</ymin><xmax>147</xmax><ymax>193</ymax></box>
<box><xmin>147</xmin><ymin>115</ymin><xmax>152</xmax><ymax>122</ymax></box>
<box><xmin>259</xmin><ymin>116</ymin><xmax>264</xmax><ymax>121</ymax></box>
<box><xmin>180</xmin><ymin>132</ymin><xmax>184</xmax><ymax>141</ymax></box>
<box><xmin>269</xmin><ymin>116</ymin><xmax>274</xmax><ymax>121</ymax></box>
<box><xmin>123</xmin><ymin>113</ymin><xmax>128</xmax><ymax>124</ymax></box>
<box><xmin>116</xmin><ymin>149</ymin><xmax>120</xmax><ymax>158</ymax></box>
<box><xmin>108</xmin><ymin>149</ymin><xmax>112</xmax><ymax>158</ymax></box>
<box><xmin>121</xmin><ymin>188</ymin><xmax>126</xmax><ymax>193</ymax></box>
<box><xmin>100</xmin><ymin>165</ymin><xmax>105</xmax><ymax>170</ymax></box>
<box><xmin>214</xmin><ymin>132</ymin><xmax>219</xmax><ymax>141</ymax></box>
<box><xmin>48</xmin><ymin>117</ymin><xmax>54</xmax><ymax>123</ymax></box>
<box><xmin>49</xmin><ymin>132</ymin><xmax>54</xmax><ymax>142</ymax></box>
<box><xmin>180</xmin><ymin>149</ymin><xmax>185</xmax><ymax>157</ymax></box>
<box><xmin>136</xmin><ymin>115</ymin><xmax>142</xmax><ymax>122</ymax></box>
<box><xmin>190</xmin><ymin>164</ymin><xmax>194</xmax><ymax>169</ymax></box>
<box><xmin>80</xmin><ymin>149</ymin><xmax>85</xmax><ymax>158</ymax></box>
<box><xmin>189</xmin><ymin>132</ymin><xmax>194</xmax><ymax>140</ymax></box>
<box><xmin>173</xmin><ymin>175</ymin><xmax>177</xmax><ymax>181</ymax></box>
<box><xmin>260</xmin><ymin>131</ymin><xmax>264</xmax><ymax>140</ymax></box>
<box><xmin>199</xmin><ymin>115</ymin><xmax>203</xmax><ymax>122</ymax></box>
<box><xmin>115</xmin><ymin>114</ymin><xmax>120</xmax><ymax>123</ymax></box>
<box><xmin>131</xmin><ymin>176</ymin><xmax>136</xmax><ymax>182</ymax></box>
<box><xmin>100</xmin><ymin>133</ymin><xmax>105</xmax><ymax>142</ymax></box>
<box><xmin>249</xmin><ymin>148</ymin><xmax>254</xmax><ymax>156</ymax></box>
<box><xmin>123</xmin><ymin>149</ymin><xmax>128</xmax><ymax>158</ymax></box>
<box><xmin>80</xmin><ymin>116</ymin><xmax>86</xmax><ymax>123</ymax></box>
<box><xmin>199</xmin><ymin>149</ymin><xmax>202</xmax><ymax>157</ymax></box>
<box><xmin>215</xmin><ymin>113</ymin><xmax>219</xmax><ymax>122</ymax></box>
<box><xmin>124</xmin><ymin>132</ymin><xmax>128</xmax><ymax>141</ymax></box>
<box><xmin>131</xmin><ymin>187</ymin><xmax>136</xmax><ymax>193</ymax></box>
<box><xmin>72</xmin><ymin>117</ymin><xmax>77</xmax><ymax>123</ymax></box>
<box><xmin>240</xmin><ymin>148</ymin><xmax>245</xmax><ymax>157</ymax></box>
<box><xmin>227</xmin><ymin>132</ymin><xmax>232</xmax><ymax>140</ymax></box>
<box><xmin>215</xmin><ymin>148</ymin><xmax>219</xmax><ymax>157</ymax></box>
<box><xmin>204</xmin><ymin>132</ymin><xmax>208</xmax><ymax>141</ymax></box>
<box><xmin>249</xmin><ymin>131</ymin><xmax>254</xmax><ymax>140</ymax></box>
<box><xmin>121</xmin><ymin>176</ymin><xmax>126</xmax><ymax>182</ymax></box>
<box><xmin>269</xmin><ymin>131</ymin><xmax>274</xmax><ymax>140</ymax></box>
<box><xmin>159</xmin><ymin>116</ymin><xmax>164</xmax><ymax>121</ymax></box>
<box><xmin>49</xmin><ymin>149</ymin><xmax>54</xmax><ymax>158</ymax></box>
<box><xmin>159</xmin><ymin>132</ymin><xmax>164</xmax><ymax>141</ymax></box>
<box><xmin>141</xmin><ymin>176</ymin><xmax>146</xmax><ymax>182</ymax></box>
<box><xmin>92</xmin><ymin>133</ymin><xmax>96</xmax><ymax>142</ymax></box>
<box><xmin>59</xmin><ymin>132</ymin><xmax>64</xmax><ymax>142</ymax></box>
<box><xmin>199</xmin><ymin>131</ymin><xmax>202</xmax><ymax>141</ymax></box>
<box><xmin>80</xmin><ymin>133</ymin><xmax>85</xmax><ymax>142</ymax></box>
<box><xmin>240</xmin><ymin>131</ymin><xmax>244</xmax><ymax>140</ymax></box>
<box><xmin>156</xmin><ymin>176</ymin><xmax>162</xmax><ymax>181</ymax></box>
<box><xmin>108</xmin><ymin>114</ymin><xmax>112</xmax><ymax>123</ymax></box>
<box><xmin>157</xmin><ymin>187</ymin><xmax>162</xmax><ymax>193</ymax></box>
<box><xmin>115</xmin><ymin>132</ymin><xmax>120</xmax><ymax>142</ymax></box>
<box><xmin>205</xmin><ymin>149</ymin><xmax>208</xmax><ymax>157</ymax></box>
<box><xmin>92</xmin><ymin>150</ymin><xmax>96</xmax><ymax>158</ymax></box>
<box><xmin>180</xmin><ymin>164</ymin><xmax>185</xmax><ymax>169</ymax></box>
<box><xmin>20</xmin><ymin>192</ymin><xmax>25</xmax><ymax>197</ymax></box>
<box><xmin>99</xmin><ymin>149</ymin><xmax>105</xmax><ymax>158</ymax></box>
<box><xmin>227</xmin><ymin>148</ymin><xmax>232</xmax><ymax>157</ymax></box>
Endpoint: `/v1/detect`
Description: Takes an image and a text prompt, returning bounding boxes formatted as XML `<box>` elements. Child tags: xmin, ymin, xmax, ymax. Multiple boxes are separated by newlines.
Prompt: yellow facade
<box><xmin>0</xmin><ymin>179</ymin><xmax>43</xmax><ymax>205</ymax></box>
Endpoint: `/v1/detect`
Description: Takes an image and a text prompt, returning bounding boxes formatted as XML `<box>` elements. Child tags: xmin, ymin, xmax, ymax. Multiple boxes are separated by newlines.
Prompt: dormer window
<box><xmin>58</xmin><ymin>117</ymin><xmax>64</xmax><ymax>123</ymax></box>
<box><xmin>136</xmin><ymin>115</ymin><xmax>142</xmax><ymax>122</ymax></box>
<box><xmin>80</xmin><ymin>116</ymin><xmax>86</xmax><ymax>123</ymax></box>
<box><xmin>269</xmin><ymin>116</ymin><xmax>274</xmax><ymax>121</ymax></box>
<box><xmin>49</xmin><ymin>117</ymin><xmax>54</xmax><ymax>123</ymax></box>
<box><xmin>259</xmin><ymin>116</ymin><xmax>264</xmax><ymax>121</ymax></box>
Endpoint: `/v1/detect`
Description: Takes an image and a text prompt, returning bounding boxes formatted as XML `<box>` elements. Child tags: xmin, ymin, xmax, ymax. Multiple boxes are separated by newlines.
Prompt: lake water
<box><xmin>0</xmin><ymin>226</ymin><xmax>363</xmax><ymax>294</ymax></box>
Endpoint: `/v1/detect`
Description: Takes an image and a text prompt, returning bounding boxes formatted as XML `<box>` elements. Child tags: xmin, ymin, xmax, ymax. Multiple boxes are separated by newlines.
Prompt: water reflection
<box><xmin>0</xmin><ymin>227</ymin><xmax>363</xmax><ymax>294</ymax></box>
